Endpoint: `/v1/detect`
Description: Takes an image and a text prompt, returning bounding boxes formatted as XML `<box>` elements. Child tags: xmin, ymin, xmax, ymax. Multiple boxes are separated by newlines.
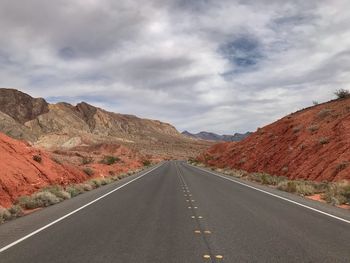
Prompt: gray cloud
<box><xmin>0</xmin><ymin>0</ymin><xmax>349</xmax><ymax>134</ymax></box>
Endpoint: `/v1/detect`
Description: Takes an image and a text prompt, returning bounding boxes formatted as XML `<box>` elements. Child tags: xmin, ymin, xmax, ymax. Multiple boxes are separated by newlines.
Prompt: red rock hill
<box><xmin>198</xmin><ymin>98</ymin><xmax>350</xmax><ymax>182</ymax></box>
<box><xmin>0</xmin><ymin>133</ymin><xmax>87</xmax><ymax>207</ymax></box>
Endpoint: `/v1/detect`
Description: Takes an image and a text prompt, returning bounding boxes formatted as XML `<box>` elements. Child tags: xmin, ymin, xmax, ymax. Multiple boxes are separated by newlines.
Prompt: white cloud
<box><xmin>0</xmin><ymin>0</ymin><xmax>349</xmax><ymax>134</ymax></box>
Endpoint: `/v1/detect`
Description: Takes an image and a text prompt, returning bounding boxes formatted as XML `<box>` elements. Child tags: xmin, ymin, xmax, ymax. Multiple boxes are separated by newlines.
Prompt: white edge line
<box><xmin>0</xmin><ymin>163</ymin><xmax>164</xmax><ymax>253</ymax></box>
<box><xmin>189</xmin><ymin>164</ymin><xmax>350</xmax><ymax>224</ymax></box>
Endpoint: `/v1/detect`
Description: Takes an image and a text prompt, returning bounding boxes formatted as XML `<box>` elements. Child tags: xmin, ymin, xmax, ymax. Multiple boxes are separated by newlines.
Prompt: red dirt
<box><xmin>52</xmin><ymin>143</ymin><xmax>145</xmax><ymax>177</ymax></box>
<box><xmin>0</xmin><ymin>133</ymin><xmax>145</xmax><ymax>208</ymax></box>
<box><xmin>306</xmin><ymin>194</ymin><xmax>326</xmax><ymax>203</ymax></box>
<box><xmin>198</xmin><ymin>98</ymin><xmax>350</xmax><ymax>182</ymax></box>
<box><xmin>0</xmin><ymin>133</ymin><xmax>87</xmax><ymax>207</ymax></box>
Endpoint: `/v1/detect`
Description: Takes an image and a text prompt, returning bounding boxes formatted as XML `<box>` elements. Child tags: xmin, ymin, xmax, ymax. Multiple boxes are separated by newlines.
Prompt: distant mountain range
<box><xmin>0</xmin><ymin>88</ymin><xmax>211</xmax><ymax>158</ymax></box>
<box><xmin>182</xmin><ymin>130</ymin><xmax>252</xmax><ymax>142</ymax></box>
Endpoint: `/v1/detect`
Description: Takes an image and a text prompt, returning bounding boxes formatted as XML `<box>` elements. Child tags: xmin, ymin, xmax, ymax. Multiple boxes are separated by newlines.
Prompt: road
<box><xmin>0</xmin><ymin>161</ymin><xmax>350</xmax><ymax>262</ymax></box>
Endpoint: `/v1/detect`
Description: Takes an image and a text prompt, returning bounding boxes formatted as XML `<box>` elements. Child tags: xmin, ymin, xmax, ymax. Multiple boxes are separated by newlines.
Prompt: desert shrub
<box><xmin>317</xmin><ymin>109</ymin><xmax>332</xmax><ymax>119</ymax></box>
<box><xmin>277</xmin><ymin>181</ymin><xmax>297</xmax><ymax>193</ymax></box>
<box><xmin>188</xmin><ymin>158</ymin><xmax>198</xmax><ymax>164</ymax></box>
<box><xmin>335</xmin><ymin>161</ymin><xmax>349</xmax><ymax>174</ymax></box>
<box><xmin>307</xmin><ymin>124</ymin><xmax>319</xmax><ymax>132</ymax></box>
<box><xmin>312</xmin><ymin>101</ymin><xmax>319</xmax><ymax>105</ymax></box>
<box><xmin>117</xmin><ymin>173</ymin><xmax>127</xmax><ymax>179</ymax></box>
<box><xmin>295</xmin><ymin>182</ymin><xmax>316</xmax><ymax>196</ymax></box>
<box><xmin>292</xmin><ymin>125</ymin><xmax>303</xmax><ymax>133</ymax></box>
<box><xmin>100</xmin><ymin>178</ymin><xmax>112</xmax><ymax>185</ymax></box>
<box><xmin>215</xmin><ymin>168</ymin><xmax>225</xmax><ymax>173</ymax></box>
<box><xmin>17</xmin><ymin>195</ymin><xmax>40</xmax><ymax>209</ymax></box>
<box><xmin>43</xmin><ymin>185</ymin><xmax>71</xmax><ymax>200</ymax></box>
<box><xmin>82</xmin><ymin>156</ymin><xmax>93</xmax><ymax>165</ymax></box>
<box><xmin>281</xmin><ymin>166</ymin><xmax>289</xmax><ymax>173</ymax></box>
<box><xmin>142</xmin><ymin>160</ymin><xmax>151</xmax><ymax>166</ymax></box>
<box><xmin>17</xmin><ymin>191</ymin><xmax>60</xmax><ymax>209</ymax></box>
<box><xmin>101</xmin><ymin>156</ymin><xmax>120</xmax><ymax>165</ymax></box>
<box><xmin>334</xmin><ymin>89</ymin><xmax>350</xmax><ymax>99</ymax></box>
<box><xmin>111</xmin><ymin>176</ymin><xmax>120</xmax><ymax>181</ymax></box>
<box><xmin>66</xmin><ymin>185</ymin><xmax>84</xmax><ymax>197</ymax></box>
<box><xmin>8</xmin><ymin>205</ymin><xmax>24</xmax><ymax>218</ymax></box>
<box><xmin>33</xmin><ymin>155</ymin><xmax>42</xmax><ymax>163</ymax></box>
<box><xmin>83</xmin><ymin>167</ymin><xmax>95</xmax><ymax>176</ymax></box>
<box><xmin>248</xmin><ymin>173</ymin><xmax>286</xmax><ymax>186</ymax></box>
<box><xmin>323</xmin><ymin>182</ymin><xmax>349</xmax><ymax>205</ymax></box>
<box><xmin>77</xmin><ymin>183</ymin><xmax>93</xmax><ymax>192</ymax></box>
<box><xmin>0</xmin><ymin>206</ymin><xmax>12</xmax><ymax>223</ymax></box>
<box><xmin>89</xmin><ymin>179</ymin><xmax>102</xmax><ymax>188</ymax></box>
<box><xmin>32</xmin><ymin>191</ymin><xmax>60</xmax><ymax>207</ymax></box>
<box><xmin>319</xmin><ymin>137</ymin><xmax>330</xmax><ymax>145</ymax></box>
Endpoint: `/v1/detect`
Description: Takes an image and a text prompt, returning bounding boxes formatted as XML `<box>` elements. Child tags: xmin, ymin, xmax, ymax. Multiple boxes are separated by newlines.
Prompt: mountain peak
<box><xmin>0</xmin><ymin>88</ymin><xmax>49</xmax><ymax>124</ymax></box>
<box><xmin>182</xmin><ymin>130</ymin><xmax>251</xmax><ymax>142</ymax></box>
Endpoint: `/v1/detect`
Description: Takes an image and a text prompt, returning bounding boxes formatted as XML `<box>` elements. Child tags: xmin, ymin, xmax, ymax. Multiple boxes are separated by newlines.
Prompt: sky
<box><xmin>0</xmin><ymin>0</ymin><xmax>349</xmax><ymax>134</ymax></box>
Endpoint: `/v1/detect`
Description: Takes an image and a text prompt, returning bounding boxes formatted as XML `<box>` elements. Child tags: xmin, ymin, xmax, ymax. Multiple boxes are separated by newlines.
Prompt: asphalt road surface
<box><xmin>1</xmin><ymin>161</ymin><xmax>349</xmax><ymax>262</ymax></box>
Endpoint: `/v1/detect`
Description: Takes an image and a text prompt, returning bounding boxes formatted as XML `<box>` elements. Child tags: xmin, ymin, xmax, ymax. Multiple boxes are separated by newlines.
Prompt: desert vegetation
<box><xmin>32</xmin><ymin>154</ymin><xmax>42</xmax><ymax>163</ymax></box>
<box><xmin>0</xmin><ymin>166</ymin><xmax>147</xmax><ymax>224</ymax></box>
<box><xmin>142</xmin><ymin>160</ymin><xmax>152</xmax><ymax>166</ymax></box>
<box><xmin>189</xmin><ymin>160</ymin><xmax>350</xmax><ymax>207</ymax></box>
<box><xmin>100</xmin><ymin>155</ymin><xmax>121</xmax><ymax>165</ymax></box>
<box><xmin>334</xmin><ymin>88</ymin><xmax>350</xmax><ymax>99</ymax></box>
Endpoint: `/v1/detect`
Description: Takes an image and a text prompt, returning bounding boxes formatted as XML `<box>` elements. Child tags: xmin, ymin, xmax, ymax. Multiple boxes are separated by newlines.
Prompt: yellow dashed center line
<box><xmin>176</xmin><ymin>164</ymin><xmax>224</xmax><ymax>261</ymax></box>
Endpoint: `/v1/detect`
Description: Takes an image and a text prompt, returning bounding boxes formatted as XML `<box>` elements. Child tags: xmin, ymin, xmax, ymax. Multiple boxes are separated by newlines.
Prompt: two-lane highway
<box><xmin>1</xmin><ymin>161</ymin><xmax>349</xmax><ymax>262</ymax></box>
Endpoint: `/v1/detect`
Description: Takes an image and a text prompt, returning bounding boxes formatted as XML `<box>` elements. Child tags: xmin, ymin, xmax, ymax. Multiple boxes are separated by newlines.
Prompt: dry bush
<box><xmin>32</xmin><ymin>191</ymin><xmax>60</xmax><ymax>207</ymax></box>
<box><xmin>17</xmin><ymin>191</ymin><xmax>60</xmax><ymax>209</ymax></box>
<box><xmin>32</xmin><ymin>155</ymin><xmax>42</xmax><ymax>163</ymax></box>
<box><xmin>143</xmin><ymin>160</ymin><xmax>151</xmax><ymax>166</ymax></box>
<box><xmin>334</xmin><ymin>89</ymin><xmax>350</xmax><ymax>99</ymax></box>
<box><xmin>335</xmin><ymin>161</ymin><xmax>349</xmax><ymax>174</ymax></box>
<box><xmin>307</xmin><ymin>124</ymin><xmax>319</xmax><ymax>132</ymax></box>
<box><xmin>66</xmin><ymin>185</ymin><xmax>84</xmax><ymax>197</ymax></box>
<box><xmin>83</xmin><ymin>167</ymin><xmax>95</xmax><ymax>176</ymax></box>
<box><xmin>248</xmin><ymin>173</ymin><xmax>286</xmax><ymax>186</ymax></box>
<box><xmin>82</xmin><ymin>156</ymin><xmax>93</xmax><ymax>165</ymax></box>
<box><xmin>43</xmin><ymin>185</ymin><xmax>71</xmax><ymax>200</ymax></box>
<box><xmin>100</xmin><ymin>155</ymin><xmax>120</xmax><ymax>165</ymax></box>
<box><xmin>17</xmin><ymin>195</ymin><xmax>40</xmax><ymax>209</ymax></box>
<box><xmin>0</xmin><ymin>206</ymin><xmax>12</xmax><ymax>223</ymax></box>
<box><xmin>8</xmin><ymin>205</ymin><xmax>24</xmax><ymax>217</ymax></box>
<box><xmin>319</xmin><ymin>137</ymin><xmax>330</xmax><ymax>145</ymax></box>
<box><xmin>317</xmin><ymin>109</ymin><xmax>332</xmax><ymax>119</ymax></box>
<box><xmin>323</xmin><ymin>181</ymin><xmax>350</xmax><ymax>205</ymax></box>
<box><xmin>292</xmin><ymin>125</ymin><xmax>303</xmax><ymax>133</ymax></box>
<box><xmin>295</xmin><ymin>182</ymin><xmax>316</xmax><ymax>196</ymax></box>
<box><xmin>277</xmin><ymin>181</ymin><xmax>297</xmax><ymax>193</ymax></box>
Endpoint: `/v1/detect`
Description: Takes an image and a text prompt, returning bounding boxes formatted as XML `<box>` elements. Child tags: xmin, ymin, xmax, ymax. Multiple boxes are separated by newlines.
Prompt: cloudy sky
<box><xmin>0</xmin><ymin>0</ymin><xmax>349</xmax><ymax>134</ymax></box>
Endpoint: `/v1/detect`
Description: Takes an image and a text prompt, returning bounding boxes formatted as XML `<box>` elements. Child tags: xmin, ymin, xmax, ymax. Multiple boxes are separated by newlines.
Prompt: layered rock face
<box><xmin>0</xmin><ymin>88</ymin><xmax>211</xmax><ymax>158</ymax></box>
